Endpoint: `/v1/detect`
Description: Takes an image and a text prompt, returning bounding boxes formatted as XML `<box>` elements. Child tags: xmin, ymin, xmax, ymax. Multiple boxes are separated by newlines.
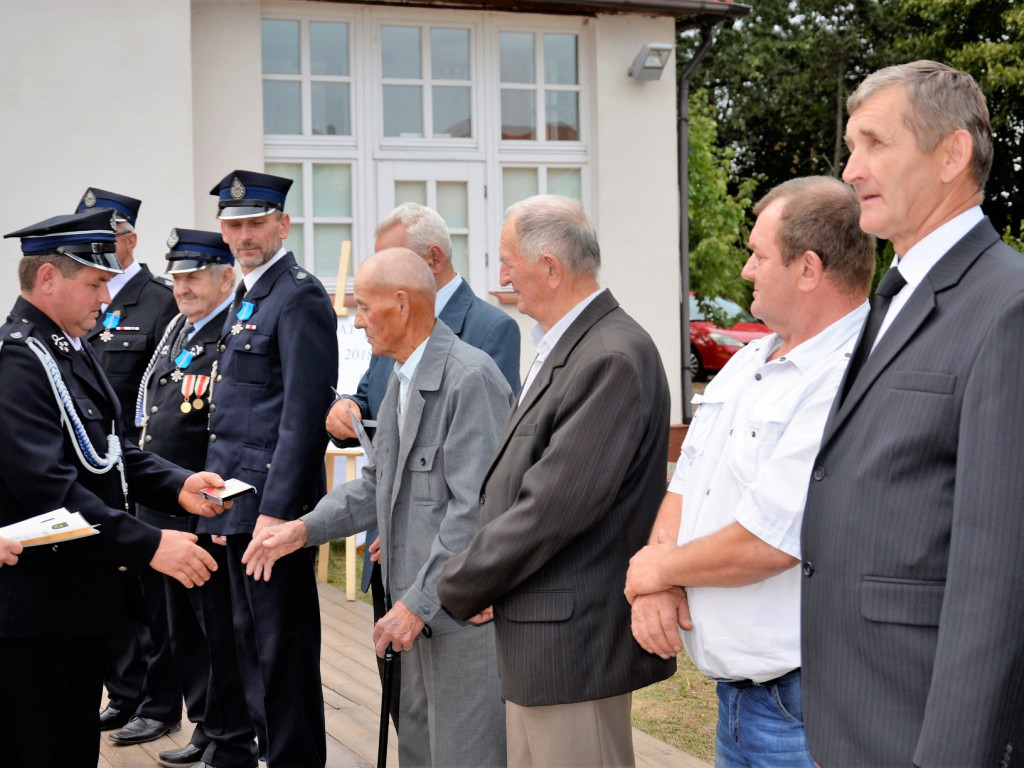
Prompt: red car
<box><xmin>689</xmin><ymin>295</ymin><xmax>770</xmax><ymax>381</ymax></box>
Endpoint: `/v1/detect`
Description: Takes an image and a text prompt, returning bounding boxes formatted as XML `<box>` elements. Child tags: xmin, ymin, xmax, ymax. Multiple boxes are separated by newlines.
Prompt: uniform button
<box><xmin>802</xmin><ymin>561</ymin><xmax>814</xmax><ymax>577</ymax></box>
<box><xmin>144</xmin><ymin>434</ymin><xmax>152</xmax><ymax>443</ymax></box>
<box><xmin>122</xmin><ymin>341</ymin><xmax>130</xmax><ymax>348</ymax></box>
<box><xmin>216</xmin><ymin>374</ymin><xmax>222</xmax><ymax>382</ymax></box>
<box><xmin>52</xmin><ymin>544</ymin><xmax>59</xmax><ymax>552</ymax></box>
<box><xmin>266</xmin><ymin>463</ymin><xmax>271</xmax><ymax>470</ymax></box>
<box><xmin>87</xmin><ymin>408</ymin><xmax>94</xmax><ymax>416</ymax></box>
<box><xmin>209</xmin><ymin>404</ymin><xmax>216</xmax><ymax>412</ymax></box>
<box><xmin>479</xmin><ymin>494</ymin><xmax>485</xmax><ymax>505</ymax></box>
<box><xmin>813</xmin><ymin>466</ymin><xmax>825</xmax><ymax>481</ymax></box>
<box><xmin>151</xmin><ymin>406</ymin><xmax>158</xmax><ymax>414</ymax></box>
<box><xmin>210</xmin><ymin>434</ymin><xmax>217</xmax><ymax>443</ymax></box>
<box><xmin>159</xmin><ymin>377</ymin><xmax>167</xmax><ymax>385</ymax></box>
<box><xmin>218</xmin><ymin>344</ymin><xmax>226</xmax><ymax>352</ymax></box>
<box><xmin>244</xmin><ymin>343</ymin><xmax>251</xmax><ymax>350</ymax></box>
<box><xmin>301</xmin><ymin>505</ymin><xmax>309</xmax><ymax>512</ymax></box>
<box><xmin>118</xmin><ymin>566</ymin><xmax>127</xmax><ymax>572</ymax></box>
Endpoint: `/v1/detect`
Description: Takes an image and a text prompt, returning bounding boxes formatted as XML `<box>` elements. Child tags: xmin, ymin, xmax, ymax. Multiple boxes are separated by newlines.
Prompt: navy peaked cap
<box><xmin>75</xmin><ymin>187</ymin><xmax>141</xmax><ymax>227</ymax></box>
<box><xmin>165</xmin><ymin>228</ymin><xmax>235</xmax><ymax>273</ymax></box>
<box><xmin>210</xmin><ymin>169</ymin><xmax>292</xmax><ymax>220</ymax></box>
<box><xmin>4</xmin><ymin>209</ymin><xmax>122</xmax><ymax>273</ymax></box>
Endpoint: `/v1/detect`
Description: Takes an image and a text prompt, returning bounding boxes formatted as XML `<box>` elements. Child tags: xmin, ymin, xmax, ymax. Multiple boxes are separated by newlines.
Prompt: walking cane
<box><xmin>376</xmin><ymin>621</ymin><xmax>432</xmax><ymax>768</ymax></box>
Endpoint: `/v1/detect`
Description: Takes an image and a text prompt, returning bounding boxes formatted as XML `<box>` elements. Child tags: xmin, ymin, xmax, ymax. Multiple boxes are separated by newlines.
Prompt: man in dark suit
<box><xmin>801</xmin><ymin>61</ymin><xmax>1024</xmax><ymax>767</ymax></box>
<box><xmin>0</xmin><ymin>209</ymin><xmax>224</xmax><ymax>768</ymax></box>
<box><xmin>438</xmin><ymin>195</ymin><xmax>674</xmax><ymax>766</ymax></box>
<box><xmin>246</xmin><ymin>247</ymin><xmax>512</xmax><ymax>767</ymax></box>
<box><xmin>200</xmin><ymin>170</ymin><xmax>337</xmax><ymax>767</ymax></box>
<box><xmin>133</xmin><ymin>230</ymin><xmax>258</xmax><ymax>768</ymax></box>
<box><xmin>325</xmin><ymin>202</ymin><xmax>521</xmax><ymax>732</ymax></box>
<box><xmin>75</xmin><ymin>188</ymin><xmax>182</xmax><ymax>737</ymax></box>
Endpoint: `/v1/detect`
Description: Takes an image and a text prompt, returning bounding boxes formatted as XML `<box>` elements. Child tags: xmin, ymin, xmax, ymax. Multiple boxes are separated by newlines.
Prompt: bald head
<box><xmin>353</xmin><ymin>247</ymin><xmax>437</xmax><ymax>363</ymax></box>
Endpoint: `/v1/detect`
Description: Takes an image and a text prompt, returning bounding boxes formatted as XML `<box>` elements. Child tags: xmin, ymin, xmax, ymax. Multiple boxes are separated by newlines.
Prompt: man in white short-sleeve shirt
<box><xmin>625</xmin><ymin>176</ymin><xmax>876</xmax><ymax>768</ymax></box>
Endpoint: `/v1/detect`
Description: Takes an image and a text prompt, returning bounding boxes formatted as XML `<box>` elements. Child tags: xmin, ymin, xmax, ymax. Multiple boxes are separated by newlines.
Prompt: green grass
<box><xmin>319</xmin><ymin>538</ymin><xmax>718</xmax><ymax>763</ymax></box>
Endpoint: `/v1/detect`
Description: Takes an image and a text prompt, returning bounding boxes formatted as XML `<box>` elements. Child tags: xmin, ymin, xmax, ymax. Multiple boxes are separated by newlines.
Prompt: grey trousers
<box><xmin>398</xmin><ymin>620</ymin><xmax>506</xmax><ymax>767</ymax></box>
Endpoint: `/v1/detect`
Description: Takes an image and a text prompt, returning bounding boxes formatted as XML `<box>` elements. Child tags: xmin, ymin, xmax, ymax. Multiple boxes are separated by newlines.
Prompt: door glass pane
<box><xmin>500</xmin><ymin>32</ymin><xmax>534</xmax><ymax>83</ymax></box>
<box><xmin>502</xmin><ymin>168</ymin><xmax>538</xmax><ymax>208</ymax></box>
<box><xmin>263</xmin><ymin>82</ymin><xmax>301</xmax><ymax>135</ymax></box>
<box><xmin>312</xmin><ymin>82</ymin><xmax>350</xmax><ymax>136</ymax></box>
<box><xmin>313</xmin><ymin>164</ymin><xmax>352</xmax><ymax>217</ymax></box>
<box><xmin>547</xmin><ymin>168</ymin><xmax>582</xmax><ymax>201</ymax></box>
<box><xmin>310</xmin><ymin>21</ymin><xmax>348</xmax><ymax>76</ymax></box>
<box><xmin>433</xmin><ymin>87</ymin><xmax>471</xmax><ymax>138</ymax></box>
<box><xmin>545</xmin><ymin>91</ymin><xmax>579</xmax><ymax>141</ymax></box>
<box><xmin>501</xmin><ymin>90</ymin><xmax>535</xmax><ymax>140</ymax></box>
<box><xmin>450</xmin><ymin>233</ymin><xmax>469</xmax><ymax>278</ymax></box>
<box><xmin>431</xmin><ymin>28</ymin><xmax>469</xmax><ymax>80</ymax></box>
<box><xmin>544</xmin><ymin>34</ymin><xmax>577</xmax><ymax>85</ymax></box>
<box><xmin>395</xmin><ymin>181</ymin><xmax>427</xmax><ymax>206</ymax></box>
<box><xmin>314</xmin><ymin>223</ymin><xmax>352</xmax><ymax>276</ymax></box>
<box><xmin>436</xmin><ymin>182</ymin><xmax>468</xmax><ymax>228</ymax></box>
<box><xmin>262</xmin><ymin>20</ymin><xmax>299</xmax><ymax>74</ymax></box>
<box><xmin>383</xmin><ymin>86</ymin><xmax>423</xmax><ymax>137</ymax></box>
<box><xmin>382</xmin><ymin>26</ymin><xmax>421</xmax><ymax>79</ymax></box>
<box><xmin>265</xmin><ymin>162</ymin><xmax>304</xmax><ymax>217</ymax></box>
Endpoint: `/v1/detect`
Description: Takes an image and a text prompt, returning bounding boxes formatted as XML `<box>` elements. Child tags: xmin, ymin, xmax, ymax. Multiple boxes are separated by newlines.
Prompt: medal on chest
<box><xmin>99</xmin><ymin>310</ymin><xmax>120</xmax><ymax>342</ymax></box>
<box><xmin>231</xmin><ymin>301</ymin><xmax>255</xmax><ymax>336</ymax></box>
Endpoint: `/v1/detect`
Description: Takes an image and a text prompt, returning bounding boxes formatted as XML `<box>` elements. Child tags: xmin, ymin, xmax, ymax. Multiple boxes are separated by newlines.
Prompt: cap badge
<box><xmin>10</xmin><ymin>331</ymin><xmax>22</xmax><ymax>340</ymax></box>
<box><xmin>84</xmin><ymin>190</ymin><xmax>97</xmax><ymax>208</ymax></box>
<box><xmin>167</xmin><ymin>229</ymin><xmax>179</xmax><ymax>248</ymax></box>
<box><xmin>230</xmin><ymin>177</ymin><xmax>246</xmax><ymax>200</ymax></box>
<box><xmin>110</xmin><ymin>213</ymin><xmax>118</xmax><ymax>231</ymax></box>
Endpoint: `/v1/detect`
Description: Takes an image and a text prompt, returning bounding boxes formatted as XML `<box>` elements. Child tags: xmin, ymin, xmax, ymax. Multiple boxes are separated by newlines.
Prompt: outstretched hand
<box><xmin>241</xmin><ymin>516</ymin><xmax>307</xmax><ymax>581</ymax></box>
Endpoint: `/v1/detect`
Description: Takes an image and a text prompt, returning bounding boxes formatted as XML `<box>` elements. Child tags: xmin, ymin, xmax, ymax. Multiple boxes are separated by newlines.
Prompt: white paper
<box><xmin>0</xmin><ymin>507</ymin><xmax>99</xmax><ymax>547</ymax></box>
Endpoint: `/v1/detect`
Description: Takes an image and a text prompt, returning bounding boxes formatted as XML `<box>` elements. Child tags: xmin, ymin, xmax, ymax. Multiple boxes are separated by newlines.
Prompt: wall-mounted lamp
<box><xmin>628</xmin><ymin>42</ymin><xmax>674</xmax><ymax>81</ymax></box>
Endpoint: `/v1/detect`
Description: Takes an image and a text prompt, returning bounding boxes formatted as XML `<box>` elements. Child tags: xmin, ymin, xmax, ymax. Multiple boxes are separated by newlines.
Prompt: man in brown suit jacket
<box><xmin>438</xmin><ymin>195</ymin><xmax>674</xmax><ymax>767</ymax></box>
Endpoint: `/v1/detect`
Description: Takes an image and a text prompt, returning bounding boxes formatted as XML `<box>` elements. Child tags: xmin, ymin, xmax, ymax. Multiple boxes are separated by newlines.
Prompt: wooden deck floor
<box><xmin>99</xmin><ymin>581</ymin><xmax>709</xmax><ymax>768</ymax></box>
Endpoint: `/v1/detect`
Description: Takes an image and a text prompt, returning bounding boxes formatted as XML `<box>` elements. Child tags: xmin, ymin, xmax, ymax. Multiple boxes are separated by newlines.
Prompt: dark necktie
<box><xmin>171</xmin><ymin>320</ymin><xmax>195</xmax><ymax>359</ymax></box>
<box><xmin>232</xmin><ymin>280</ymin><xmax>247</xmax><ymax>311</ymax></box>
<box><xmin>840</xmin><ymin>266</ymin><xmax>907</xmax><ymax>402</ymax></box>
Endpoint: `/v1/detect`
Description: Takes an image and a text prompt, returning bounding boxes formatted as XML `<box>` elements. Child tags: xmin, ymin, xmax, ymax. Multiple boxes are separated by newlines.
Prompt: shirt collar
<box><xmin>190</xmin><ymin>295</ymin><xmax>235</xmax><ymax>337</ymax></box>
<box><xmin>242</xmin><ymin>247</ymin><xmax>288</xmax><ymax>291</ymax></box>
<box><xmin>435</xmin><ymin>273</ymin><xmax>462</xmax><ymax>316</ymax></box>
<box><xmin>394</xmin><ymin>335</ymin><xmax>430</xmax><ymax>388</ymax></box>
<box><xmin>894</xmin><ymin>206</ymin><xmax>984</xmax><ymax>289</ymax></box>
<box><xmin>104</xmin><ymin>259</ymin><xmax>142</xmax><ymax>305</ymax></box>
<box><xmin>754</xmin><ymin>301</ymin><xmax>870</xmax><ymax>373</ymax></box>
<box><xmin>528</xmin><ymin>287</ymin><xmax>606</xmax><ymax>363</ymax></box>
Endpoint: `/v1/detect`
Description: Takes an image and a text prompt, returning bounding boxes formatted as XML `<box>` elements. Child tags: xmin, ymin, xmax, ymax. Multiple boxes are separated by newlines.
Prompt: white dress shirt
<box><xmin>669</xmin><ymin>302</ymin><xmax>868</xmax><ymax>681</ymax></box>
<box><xmin>875</xmin><ymin>206</ymin><xmax>983</xmax><ymax>346</ymax></box>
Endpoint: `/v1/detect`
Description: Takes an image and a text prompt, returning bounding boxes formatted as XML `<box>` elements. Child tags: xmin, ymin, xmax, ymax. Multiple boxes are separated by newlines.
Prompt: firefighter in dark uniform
<box><xmin>200</xmin><ymin>170</ymin><xmax>336</xmax><ymax>767</ymax></box>
<box><xmin>78</xmin><ymin>188</ymin><xmax>177</xmax><ymax>439</ymax></box>
<box><xmin>75</xmin><ymin>189</ymin><xmax>182</xmax><ymax>743</ymax></box>
<box><xmin>0</xmin><ymin>209</ymin><xmax>223</xmax><ymax>768</ymax></box>
<box><xmin>133</xmin><ymin>229</ymin><xmax>259</xmax><ymax>768</ymax></box>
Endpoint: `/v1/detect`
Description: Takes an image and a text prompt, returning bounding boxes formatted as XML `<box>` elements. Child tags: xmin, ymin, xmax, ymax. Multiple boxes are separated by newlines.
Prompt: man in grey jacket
<box><xmin>243</xmin><ymin>247</ymin><xmax>512</xmax><ymax>768</ymax></box>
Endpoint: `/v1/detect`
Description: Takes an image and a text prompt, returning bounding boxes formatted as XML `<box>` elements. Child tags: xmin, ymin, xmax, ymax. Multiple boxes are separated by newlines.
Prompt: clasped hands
<box><xmin>624</xmin><ymin>529</ymin><xmax>692</xmax><ymax>660</ymax></box>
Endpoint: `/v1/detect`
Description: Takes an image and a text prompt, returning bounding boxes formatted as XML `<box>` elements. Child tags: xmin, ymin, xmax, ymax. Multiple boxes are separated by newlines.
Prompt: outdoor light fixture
<box><xmin>628</xmin><ymin>42</ymin><xmax>674</xmax><ymax>81</ymax></box>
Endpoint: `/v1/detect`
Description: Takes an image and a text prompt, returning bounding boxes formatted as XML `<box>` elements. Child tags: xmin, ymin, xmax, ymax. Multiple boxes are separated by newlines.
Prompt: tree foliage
<box><xmin>680</xmin><ymin>0</ymin><xmax>1024</xmax><ymax>240</ymax></box>
<box><xmin>686</xmin><ymin>88</ymin><xmax>759</xmax><ymax>325</ymax></box>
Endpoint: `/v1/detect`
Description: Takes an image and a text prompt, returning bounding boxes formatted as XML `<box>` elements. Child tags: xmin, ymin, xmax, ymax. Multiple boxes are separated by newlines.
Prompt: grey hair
<box><xmin>848</xmin><ymin>60</ymin><xmax>992</xmax><ymax>191</ymax></box>
<box><xmin>375</xmin><ymin>203</ymin><xmax>452</xmax><ymax>263</ymax></box>
<box><xmin>504</xmin><ymin>195</ymin><xmax>600</xmax><ymax>277</ymax></box>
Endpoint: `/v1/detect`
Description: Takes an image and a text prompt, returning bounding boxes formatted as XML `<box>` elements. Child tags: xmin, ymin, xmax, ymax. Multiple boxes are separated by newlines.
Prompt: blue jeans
<box><xmin>715</xmin><ymin>669</ymin><xmax>815</xmax><ymax>768</ymax></box>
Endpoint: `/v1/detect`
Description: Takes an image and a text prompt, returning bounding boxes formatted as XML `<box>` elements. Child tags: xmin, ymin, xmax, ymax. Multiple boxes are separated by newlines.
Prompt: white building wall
<box><xmin>591</xmin><ymin>14</ymin><xmax>683</xmax><ymax>422</ymax></box>
<box><xmin>0</xmin><ymin>0</ymin><xmax>197</xmax><ymax>309</ymax></box>
<box><xmin>191</xmin><ymin>0</ymin><xmax>266</xmax><ymax>229</ymax></box>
